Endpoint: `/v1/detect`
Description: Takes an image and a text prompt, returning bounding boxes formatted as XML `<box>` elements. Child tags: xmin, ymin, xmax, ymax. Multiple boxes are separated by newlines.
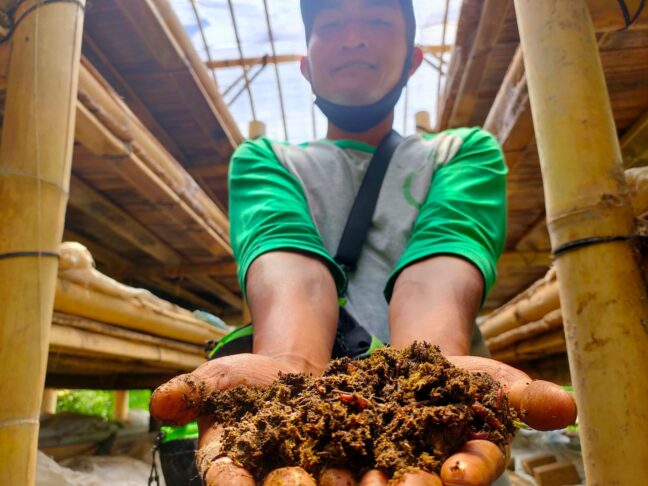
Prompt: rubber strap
<box><xmin>334</xmin><ymin>130</ymin><xmax>403</xmax><ymax>272</ymax></box>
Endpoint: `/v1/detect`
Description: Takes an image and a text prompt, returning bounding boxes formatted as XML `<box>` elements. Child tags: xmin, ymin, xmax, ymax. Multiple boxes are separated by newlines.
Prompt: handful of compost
<box><xmin>195</xmin><ymin>343</ymin><xmax>516</xmax><ymax>483</ymax></box>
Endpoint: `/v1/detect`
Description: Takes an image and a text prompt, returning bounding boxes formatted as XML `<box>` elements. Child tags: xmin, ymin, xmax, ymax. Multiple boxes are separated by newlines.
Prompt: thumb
<box><xmin>150</xmin><ymin>353</ymin><xmax>285</xmax><ymax>425</ymax></box>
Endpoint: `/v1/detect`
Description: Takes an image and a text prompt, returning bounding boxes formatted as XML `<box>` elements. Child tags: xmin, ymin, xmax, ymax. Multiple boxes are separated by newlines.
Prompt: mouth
<box><xmin>332</xmin><ymin>60</ymin><xmax>377</xmax><ymax>73</ymax></box>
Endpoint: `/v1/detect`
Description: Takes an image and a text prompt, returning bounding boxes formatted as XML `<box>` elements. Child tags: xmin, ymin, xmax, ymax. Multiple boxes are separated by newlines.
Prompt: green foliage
<box><xmin>55</xmin><ymin>389</ymin><xmax>152</xmax><ymax>419</ymax></box>
<box><xmin>129</xmin><ymin>389</ymin><xmax>152</xmax><ymax>410</ymax></box>
<box><xmin>56</xmin><ymin>389</ymin><xmax>114</xmax><ymax>420</ymax></box>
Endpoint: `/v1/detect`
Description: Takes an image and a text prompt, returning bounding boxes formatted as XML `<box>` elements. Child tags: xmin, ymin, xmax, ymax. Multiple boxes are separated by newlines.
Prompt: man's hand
<box><xmin>151</xmin><ymin>353</ymin><xmax>577</xmax><ymax>486</ymax></box>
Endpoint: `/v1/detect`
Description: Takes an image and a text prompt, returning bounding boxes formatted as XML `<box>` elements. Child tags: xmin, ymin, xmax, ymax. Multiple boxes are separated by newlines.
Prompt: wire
<box><xmin>616</xmin><ymin>0</ymin><xmax>646</xmax><ymax>30</ymax></box>
<box><xmin>0</xmin><ymin>0</ymin><xmax>85</xmax><ymax>44</ymax></box>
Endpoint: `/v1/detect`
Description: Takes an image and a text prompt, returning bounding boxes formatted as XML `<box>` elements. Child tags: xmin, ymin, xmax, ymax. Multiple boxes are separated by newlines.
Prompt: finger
<box><xmin>447</xmin><ymin>356</ymin><xmax>577</xmax><ymax>430</ymax></box>
<box><xmin>508</xmin><ymin>380</ymin><xmax>577</xmax><ymax>430</ymax></box>
<box><xmin>150</xmin><ymin>353</ymin><xmax>286</xmax><ymax>425</ymax></box>
<box><xmin>440</xmin><ymin>440</ymin><xmax>505</xmax><ymax>486</ymax></box>
<box><xmin>204</xmin><ymin>457</ymin><xmax>255</xmax><ymax>486</ymax></box>
<box><xmin>319</xmin><ymin>468</ymin><xmax>358</xmax><ymax>485</ymax></box>
<box><xmin>263</xmin><ymin>467</ymin><xmax>317</xmax><ymax>485</ymax></box>
<box><xmin>391</xmin><ymin>470</ymin><xmax>442</xmax><ymax>486</ymax></box>
<box><xmin>358</xmin><ymin>470</ymin><xmax>388</xmax><ymax>486</ymax></box>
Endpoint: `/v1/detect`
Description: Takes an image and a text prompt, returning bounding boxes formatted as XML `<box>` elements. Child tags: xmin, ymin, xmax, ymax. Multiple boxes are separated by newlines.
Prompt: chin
<box><xmin>327</xmin><ymin>89</ymin><xmax>383</xmax><ymax>107</ymax></box>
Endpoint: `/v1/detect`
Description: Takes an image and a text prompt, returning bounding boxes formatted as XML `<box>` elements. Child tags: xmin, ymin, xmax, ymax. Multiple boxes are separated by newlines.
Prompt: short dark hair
<box><xmin>300</xmin><ymin>0</ymin><xmax>416</xmax><ymax>48</ymax></box>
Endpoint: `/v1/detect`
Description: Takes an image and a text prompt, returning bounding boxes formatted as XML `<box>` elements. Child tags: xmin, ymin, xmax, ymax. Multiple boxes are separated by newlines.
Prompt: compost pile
<box><xmin>202</xmin><ymin>343</ymin><xmax>516</xmax><ymax>480</ymax></box>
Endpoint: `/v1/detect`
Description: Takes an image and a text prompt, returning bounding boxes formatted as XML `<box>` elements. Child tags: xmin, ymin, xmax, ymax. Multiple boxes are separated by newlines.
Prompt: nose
<box><xmin>341</xmin><ymin>21</ymin><xmax>368</xmax><ymax>50</ymax></box>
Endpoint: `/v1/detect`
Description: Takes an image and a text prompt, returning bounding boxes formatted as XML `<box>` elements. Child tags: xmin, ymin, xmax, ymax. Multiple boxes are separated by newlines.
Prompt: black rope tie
<box><xmin>0</xmin><ymin>0</ymin><xmax>86</xmax><ymax>45</ymax></box>
<box><xmin>552</xmin><ymin>235</ymin><xmax>631</xmax><ymax>258</ymax></box>
<box><xmin>617</xmin><ymin>0</ymin><xmax>646</xmax><ymax>31</ymax></box>
<box><xmin>0</xmin><ymin>251</ymin><xmax>60</xmax><ymax>261</ymax></box>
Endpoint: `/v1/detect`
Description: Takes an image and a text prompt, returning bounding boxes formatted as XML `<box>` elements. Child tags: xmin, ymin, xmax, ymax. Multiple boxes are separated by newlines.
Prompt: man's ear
<box><xmin>300</xmin><ymin>56</ymin><xmax>312</xmax><ymax>82</ymax></box>
<box><xmin>408</xmin><ymin>46</ymin><xmax>424</xmax><ymax>77</ymax></box>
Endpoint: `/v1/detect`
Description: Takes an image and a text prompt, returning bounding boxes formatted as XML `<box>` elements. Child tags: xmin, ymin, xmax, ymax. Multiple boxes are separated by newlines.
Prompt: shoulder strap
<box><xmin>334</xmin><ymin>130</ymin><xmax>403</xmax><ymax>272</ymax></box>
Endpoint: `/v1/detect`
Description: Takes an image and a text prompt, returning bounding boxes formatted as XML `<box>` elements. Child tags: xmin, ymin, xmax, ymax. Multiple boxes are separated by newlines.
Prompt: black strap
<box><xmin>334</xmin><ymin>130</ymin><xmax>403</xmax><ymax>272</ymax></box>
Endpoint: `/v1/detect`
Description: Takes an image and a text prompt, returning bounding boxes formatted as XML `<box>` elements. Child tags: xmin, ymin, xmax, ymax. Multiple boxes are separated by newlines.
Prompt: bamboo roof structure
<box><xmin>440</xmin><ymin>0</ymin><xmax>648</xmax><ymax>312</ymax></box>
<box><xmin>0</xmin><ymin>0</ymin><xmax>247</xmax><ymax>320</ymax></box>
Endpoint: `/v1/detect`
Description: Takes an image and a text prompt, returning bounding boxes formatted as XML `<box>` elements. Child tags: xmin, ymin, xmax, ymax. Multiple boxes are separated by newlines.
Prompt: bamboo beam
<box><xmin>61</xmin><ymin>231</ymin><xmax>226</xmax><ymax>314</ymax></box>
<box><xmin>206</xmin><ymin>45</ymin><xmax>453</xmax><ymax>70</ymax></box>
<box><xmin>514</xmin><ymin>1</ymin><xmax>648</xmax><ymax>483</ymax></box>
<box><xmin>448</xmin><ymin>0</ymin><xmax>512</xmax><ymax>128</ymax></box>
<box><xmin>486</xmin><ymin>308</ymin><xmax>563</xmax><ymax>352</ymax></box>
<box><xmin>0</xmin><ymin>1</ymin><xmax>85</xmax><ymax>483</ymax></box>
<box><xmin>480</xmin><ymin>269</ymin><xmax>559</xmax><ymax>338</ymax></box>
<box><xmin>490</xmin><ymin>329</ymin><xmax>566</xmax><ymax>363</ymax></box>
<box><xmin>52</xmin><ymin>312</ymin><xmax>203</xmax><ymax>356</ymax></box>
<box><xmin>54</xmin><ymin>278</ymin><xmax>223</xmax><ymax>345</ymax></box>
<box><xmin>49</xmin><ymin>324</ymin><xmax>204</xmax><ymax>370</ymax></box>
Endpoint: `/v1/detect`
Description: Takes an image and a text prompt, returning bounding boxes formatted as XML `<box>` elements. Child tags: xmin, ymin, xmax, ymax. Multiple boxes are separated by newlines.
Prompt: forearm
<box><xmin>246</xmin><ymin>251</ymin><xmax>339</xmax><ymax>375</ymax></box>
<box><xmin>389</xmin><ymin>256</ymin><xmax>483</xmax><ymax>355</ymax></box>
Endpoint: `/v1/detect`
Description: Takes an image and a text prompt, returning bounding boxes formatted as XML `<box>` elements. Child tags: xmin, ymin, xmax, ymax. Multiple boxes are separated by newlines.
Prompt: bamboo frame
<box><xmin>0</xmin><ymin>1</ymin><xmax>85</xmax><ymax>483</ymax></box>
<box><xmin>55</xmin><ymin>277</ymin><xmax>222</xmax><ymax>345</ymax></box>
<box><xmin>514</xmin><ymin>1</ymin><xmax>648</xmax><ymax>483</ymax></box>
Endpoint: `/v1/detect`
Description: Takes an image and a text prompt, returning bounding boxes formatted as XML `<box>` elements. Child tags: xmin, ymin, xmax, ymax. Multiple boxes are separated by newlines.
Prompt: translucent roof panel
<box><xmin>171</xmin><ymin>0</ymin><xmax>462</xmax><ymax>144</ymax></box>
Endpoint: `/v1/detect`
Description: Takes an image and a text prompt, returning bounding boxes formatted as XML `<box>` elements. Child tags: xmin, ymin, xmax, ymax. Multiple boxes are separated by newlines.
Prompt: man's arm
<box><xmin>389</xmin><ymin>255</ymin><xmax>483</xmax><ymax>355</ymax></box>
<box><xmin>246</xmin><ymin>251</ymin><xmax>339</xmax><ymax>376</ymax></box>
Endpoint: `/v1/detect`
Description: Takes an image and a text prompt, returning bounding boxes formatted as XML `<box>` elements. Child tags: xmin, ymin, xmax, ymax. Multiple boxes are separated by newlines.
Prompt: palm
<box><xmin>151</xmin><ymin>354</ymin><xmax>576</xmax><ymax>486</ymax></box>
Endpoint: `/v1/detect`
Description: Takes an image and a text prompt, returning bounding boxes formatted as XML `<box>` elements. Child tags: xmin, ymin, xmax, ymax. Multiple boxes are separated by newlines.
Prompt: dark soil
<box><xmin>202</xmin><ymin>343</ymin><xmax>516</xmax><ymax>481</ymax></box>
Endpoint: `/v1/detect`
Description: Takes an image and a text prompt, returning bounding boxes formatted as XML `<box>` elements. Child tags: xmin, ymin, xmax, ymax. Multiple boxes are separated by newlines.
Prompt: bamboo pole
<box><xmin>490</xmin><ymin>329</ymin><xmax>567</xmax><ymax>363</ymax></box>
<box><xmin>486</xmin><ymin>309</ymin><xmax>563</xmax><ymax>352</ymax></box>
<box><xmin>113</xmin><ymin>391</ymin><xmax>129</xmax><ymax>422</ymax></box>
<box><xmin>480</xmin><ymin>271</ymin><xmax>559</xmax><ymax>339</ymax></box>
<box><xmin>49</xmin><ymin>324</ymin><xmax>204</xmax><ymax>370</ymax></box>
<box><xmin>514</xmin><ymin>1</ymin><xmax>648</xmax><ymax>484</ymax></box>
<box><xmin>41</xmin><ymin>389</ymin><xmax>58</xmax><ymax>415</ymax></box>
<box><xmin>0</xmin><ymin>1</ymin><xmax>85</xmax><ymax>483</ymax></box>
<box><xmin>55</xmin><ymin>278</ymin><xmax>223</xmax><ymax>344</ymax></box>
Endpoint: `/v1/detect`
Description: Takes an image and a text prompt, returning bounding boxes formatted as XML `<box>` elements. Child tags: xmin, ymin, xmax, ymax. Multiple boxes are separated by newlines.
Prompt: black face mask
<box><xmin>313</xmin><ymin>50</ymin><xmax>413</xmax><ymax>133</ymax></box>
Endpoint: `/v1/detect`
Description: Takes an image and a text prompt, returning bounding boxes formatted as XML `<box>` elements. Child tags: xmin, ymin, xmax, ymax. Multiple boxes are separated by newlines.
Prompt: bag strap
<box><xmin>334</xmin><ymin>129</ymin><xmax>403</xmax><ymax>272</ymax></box>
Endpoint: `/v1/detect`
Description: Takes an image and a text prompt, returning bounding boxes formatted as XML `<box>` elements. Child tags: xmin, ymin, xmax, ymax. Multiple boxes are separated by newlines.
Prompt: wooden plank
<box><xmin>448</xmin><ymin>0</ymin><xmax>513</xmax><ymax>127</ymax></box>
<box><xmin>622</xmin><ymin>109</ymin><xmax>648</xmax><ymax>167</ymax></box>
<box><xmin>122</xmin><ymin>261</ymin><xmax>237</xmax><ymax>278</ymax></box>
<box><xmin>69</xmin><ymin>174</ymin><xmax>183</xmax><ymax>264</ymax></box>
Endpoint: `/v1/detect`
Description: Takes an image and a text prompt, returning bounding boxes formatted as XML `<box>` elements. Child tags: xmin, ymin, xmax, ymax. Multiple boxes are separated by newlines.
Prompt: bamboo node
<box><xmin>0</xmin><ymin>251</ymin><xmax>59</xmax><ymax>261</ymax></box>
<box><xmin>552</xmin><ymin>235</ymin><xmax>632</xmax><ymax>258</ymax></box>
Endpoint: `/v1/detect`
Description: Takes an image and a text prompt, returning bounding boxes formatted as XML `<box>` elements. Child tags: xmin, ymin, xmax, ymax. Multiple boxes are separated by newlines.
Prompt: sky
<box><xmin>170</xmin><ymin>0</ymin><xmax>461</xmax><ymax>143</ymax></box>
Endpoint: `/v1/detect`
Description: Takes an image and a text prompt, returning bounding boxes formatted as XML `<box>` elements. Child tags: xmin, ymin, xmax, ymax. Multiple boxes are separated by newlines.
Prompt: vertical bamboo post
<box><xmin>0</xmin><ymin>0</ymin><xmax>85</xmax><ymax>483</ymax></box>
<box><xmin>248</xmin><ymin>120</ymin><xmax>266</xmax><ymax>140</ymax></box>
<box><xmin>40</xmin><ymin>389</ymin><xmax>58</xmax><ymax>415</ymax></box>
<box><xmin>514</xmin><ymin>1</ymin><xmax>648</xmax><ymax>484</ymax></box>
<box><xmin>415</xmin><ymin>111</ymin><xmax>431</xmax><ymax>134</ymax></box>
<box><xmin>113</xmin><ymin>390</ymin><xmax>130</xmax><ymax>422</ymax></box>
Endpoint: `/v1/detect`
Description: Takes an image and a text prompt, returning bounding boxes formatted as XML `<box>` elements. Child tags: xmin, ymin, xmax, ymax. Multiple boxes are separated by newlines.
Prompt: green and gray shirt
<box><xmin>228</xmin><ymin>127</ymin><xmax>507</xmax><ymax>352</ymax></box>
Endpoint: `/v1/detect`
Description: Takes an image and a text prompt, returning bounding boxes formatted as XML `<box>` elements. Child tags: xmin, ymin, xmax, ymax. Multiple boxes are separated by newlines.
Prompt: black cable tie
<box><xmin>617</xmin><ymin>0</ymin><xmax>646</xmax><ymax>31</ymax></box>
<box><xmin>0</xmin><ymin>0</ymin><xmax>86</xmax><ymax>45</ymax></box>
<box><xmin>552</xmin><ymin>235</ymin><xmax>631</xmax><ymax>258</ymax></box>
<box><xmin>0</xmin><ymin>251</ymin><xmax>60</xmax><ymax>261</ymax></box>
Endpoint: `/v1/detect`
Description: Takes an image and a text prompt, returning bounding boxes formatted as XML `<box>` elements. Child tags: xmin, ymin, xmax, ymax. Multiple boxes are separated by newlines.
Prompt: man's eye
<box><xmin>370</xmin><ymin>19</ymin><xmax>391</xmax><ymax>26</ymax></box>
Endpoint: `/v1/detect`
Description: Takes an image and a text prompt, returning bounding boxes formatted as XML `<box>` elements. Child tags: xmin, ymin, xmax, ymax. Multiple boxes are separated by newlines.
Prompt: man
<box><xmin>151</xmin><ymin>1</ymin><xmax>577</xmax><ymax>484</ymax></box>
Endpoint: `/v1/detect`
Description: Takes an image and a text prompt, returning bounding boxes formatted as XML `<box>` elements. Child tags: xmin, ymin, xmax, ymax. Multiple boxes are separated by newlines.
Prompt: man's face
<box><xmin>301</xmin><ymin>0</ymin><xmax>409</xmax><ymax>106</ymax></box>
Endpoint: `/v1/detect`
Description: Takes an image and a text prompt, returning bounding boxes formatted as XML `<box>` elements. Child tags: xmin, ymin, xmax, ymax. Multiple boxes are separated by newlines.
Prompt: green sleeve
<box><xmin>385</xmin><ymin>127</ymin><xmax>507</xmax><ymax>301</ymax></box>
<box><xmin>228</xmin><ymin>137</ymin><xmax>347</xmax><ymax>298</ymax></box>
